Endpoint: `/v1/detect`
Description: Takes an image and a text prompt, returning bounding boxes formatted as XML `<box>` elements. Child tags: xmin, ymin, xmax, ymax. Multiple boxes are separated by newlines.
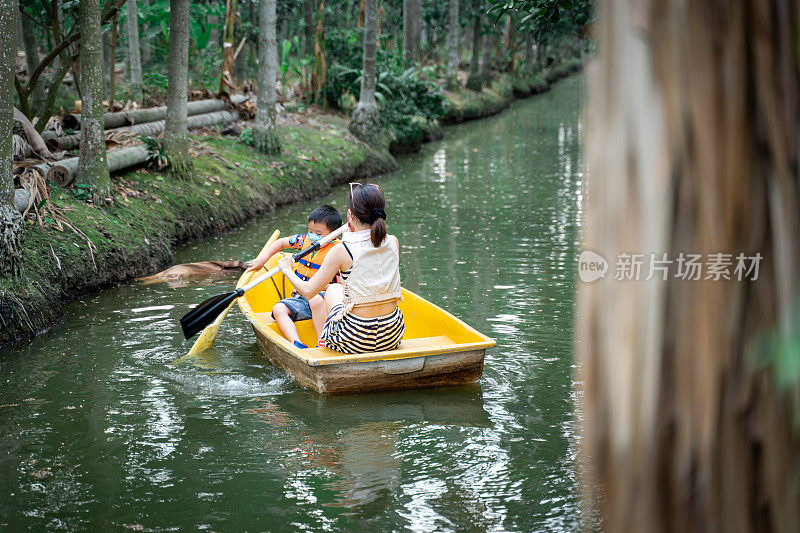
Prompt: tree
<box><xmin>219</xmin><ymin>0</ymin><xmax>239</xmax><ymax>92</ymax></box>
<box><xmin>164</xmin><ymin>0</ymin><xmax>195</xmax><ymax>178</ymax></box>
<box><xmin>253</xmin><ymin>0</ymin><xmax>280</xmax><ymax>155</ymax></box>
<box><xmin>479</xmin><ymin>15</ymin><xmax>493</xmax><ymax>82</ymax></box>
<box><xmin>19</xmin><ymin>11</ymin><xmax>45</xmax><ymax>112</ymax></box>
<box><xmin>310</xmin><ymin>0</ymin><xmax>326</xmax><ymax>102</ymax></box>
<box><xmin>77</xmin><ymin>0</ymin><xmax>113</xmax><ymax>203</ymax></box>
<box><xmin>1</xmin><ymin>0</ymin><xmax>23</xmax><ymax>280</ymax></box>
<box><xmin>403</xmin><ymin>0</ymin><xmax>421</xmax><ymax>62</ymax></box>
<box><xmin>466</xmin><ymin>0</ymin><xmax>483</xmax><ymax>91</ymax></box>
<box><xmin>578</xmin><ymin>0</ymin><xmax>800</xmax><ymax>530</ymax></box>
<box><xmin>445</xmin><ymin>0</ymin><xmax>459</xmax><ymax>88</ymax></box>
<box><xmin>126</xmin><ymin>0</ymin><xmax>143</xmax><ymax>102</ymax></box>
<box><xmin>348</xmin><ymin>0</ymin><xmax>380</xmax><ymax>145</ymax></box>
<box><xmin>304</xmin><ymin>0</ymin><xmax>315</xmax><ymax>55</ymax></box>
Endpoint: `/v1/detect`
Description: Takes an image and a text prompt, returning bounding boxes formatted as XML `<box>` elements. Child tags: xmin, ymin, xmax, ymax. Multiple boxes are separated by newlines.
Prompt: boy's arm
<box><xmin>245</xmin><ymin>236</ymin><xmax>292</xmax><ymax>272</ymax></box>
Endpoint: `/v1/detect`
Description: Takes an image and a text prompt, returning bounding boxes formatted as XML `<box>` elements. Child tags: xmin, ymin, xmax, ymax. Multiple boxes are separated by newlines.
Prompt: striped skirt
<box><xmin>321</xmin><ymin>304</ymin><xmax>405</xmax><ymax>354</ymax></box>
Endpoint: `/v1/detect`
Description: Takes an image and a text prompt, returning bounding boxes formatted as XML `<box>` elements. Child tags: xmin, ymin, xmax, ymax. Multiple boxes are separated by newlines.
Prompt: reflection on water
<box><xmin>0</xmin><ymin>75</ymin><xmax>585</xmax><ymax>530</ymax></box>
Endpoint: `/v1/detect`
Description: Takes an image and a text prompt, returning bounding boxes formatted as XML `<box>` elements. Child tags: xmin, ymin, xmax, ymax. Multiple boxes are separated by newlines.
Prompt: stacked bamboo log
<box><xmin>42</xmin><ymin>94</ymin><xmax>249</xmax><ymax>185</ymax></box>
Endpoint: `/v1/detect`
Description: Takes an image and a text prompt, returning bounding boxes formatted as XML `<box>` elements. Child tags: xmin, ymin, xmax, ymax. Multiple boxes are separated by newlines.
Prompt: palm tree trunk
<box><xmin>219</xmin><ymin>0</ymin><xmax>239</xmax><ymax>92</ymax></box>
<box><xmin>19</xmin><ymin>13</ymin><xmax>45</xmax><ymax>113</ymax></box>
<box><xmin>465</xmin><ymin>0</ymin><xmax>483</xmax><ymax>91</ymax></box>
<box><xmin>126</xmin><ymin>0</ymin><xmax>143</xmax><ymax>102</ymax></box>
<box><xmin>1</xmin><ymin>0</ymin><xmax>23</xmax><ymax>279</ymax></box>
<box><xmin>445</xmin><ymin>0</ymin><xmax>459</xmax><ymax>88</ymax></box>
<box><xmin>254</xmin><ymin>0</ymin><xmax>280</xmax><ymax>155</ymax></box>
<box><xmin>579</xmin><ymin>0</ymin><xmax>800</xmax><ymax>530</ymax></box>
<box><xmin>310</xmin><ymin>0</ymin><xmax>326</xmax><ymax>102</ymax></box>
<box><xmin>402</xmin><ymin>0</ymin><xmax>421</xmax><ymax>62</ymax></box>
<box><xmin>304</xmin><ymin>0</ymin><xmax>315</xmax><ymax>55</ymax></box>
<box><xmin>77</xmin><ymin>0</ymin><xmax>112</xmax><ymax>204</ymax></box>
<box><xmin>348</xmin><ymin>0</ymin><xmax>380</xmax><ymax>145</ymax></box>
<box><xmin>479</xmin><ymin>18</ymin><xmax>493</xmax><ymax>83</ymax></box>
<box><xmin>164</xmin><ymin>0</ymin><xmax>195</xmax><ymax>179</ymax></box>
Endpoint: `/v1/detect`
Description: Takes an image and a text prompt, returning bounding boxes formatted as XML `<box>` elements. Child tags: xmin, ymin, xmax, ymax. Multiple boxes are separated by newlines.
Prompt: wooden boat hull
<box><xmin>252</xmin><ymin>324</ymin><xmax>486</xmax><ymax>394</ymax></box>
<box><xmin>237</xmin><ymin>242</ymin><xmax>495</xmax><ymax>394</ymax></box>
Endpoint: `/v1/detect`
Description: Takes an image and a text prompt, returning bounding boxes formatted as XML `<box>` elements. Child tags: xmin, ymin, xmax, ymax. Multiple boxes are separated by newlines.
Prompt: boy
<box><xmin>245</xmin><ymin>205</ymin><xmax>343</xmax><ymax>349</ymax></box>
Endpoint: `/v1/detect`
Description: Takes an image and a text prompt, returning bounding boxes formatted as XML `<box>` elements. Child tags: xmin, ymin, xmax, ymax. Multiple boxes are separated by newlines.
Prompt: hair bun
<box><xmin>370</xmin><ymin>207</ymin><xmax>387</xmax><ymax>222</ymax></box>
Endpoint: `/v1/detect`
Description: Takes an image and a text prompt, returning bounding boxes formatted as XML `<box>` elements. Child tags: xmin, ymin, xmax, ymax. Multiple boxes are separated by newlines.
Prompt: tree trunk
<box><xmin>219</xmin><ymin>0</ymin><xmax>239</xmax><ymax>92</ymax></box>
<box><xmin>304</xmin><ymin>0</ymin><xmax>315</xmax><ymax>55</ymax></box>
<box><xmin>579</xmin><ymin>0</ymin><xmax>800</xmax><ymax>530</ymax></box>
<box><xmin>523</xmin><ymin>31</ymin><xmax>533</xmax><ymax>76</ymax></box>
<box><xmin>479</xmin><ymin>18</ymin><xmax>493</xmax><ymax>83</ymax></box>
<box><xmin>77</xmin><ymin>0</ymin><xmax>113</xmax><ymax>204</ymax></box>
<box><xmin>402</xmin><ymin>0</ymin><xmax>421</xmax><ymax>63</ymax></box>
<box><xmin>348</xmin><ymin>0</ymin><xmax>380</xmax><ymax>145</ymax></box>
<box><xmin>141</xmin><ymin>0</ymin><xmax>151</xmax><ymax>64</ymax></box>
<box><xmin>165</xmin><ymin>0</ymin><xmax>194</xmax><ymax>179</ymax></box>
<box><xmin>445</xmin><ymin>0</ymin><xmax>459</xmax><ymax>88</ymax></box>
<box><xmin>254</xmin><ymin>0</ymin><xmax>280</xmax><ymax>155</ymax></box>
<box><xmin>465</xmin><ymin>0</ymin><xmax>482</xmax><ymax>91</ymax></box>
<box><xmin>310</xmin><ymin>0</ymin><xmax>326</xmax><ymax>102</ymax></box>
<box><xmin>108</xmin><ymin>14</ymin><xmax>118</xmax><ymax>108</ymax></box>
<box><xmin>1</xmin><ymin>0</ymin><xmax>24</xmax><ymax>280</ymax></box>
<box><xmin>19</xmin><ymin>13</ymin><xmax>45</xmax><ymax>114</ymax></box>
<box><xmin>126</xmin><ymin>0</ymin><xmax>143</xmax><ymax>102</ymax></box>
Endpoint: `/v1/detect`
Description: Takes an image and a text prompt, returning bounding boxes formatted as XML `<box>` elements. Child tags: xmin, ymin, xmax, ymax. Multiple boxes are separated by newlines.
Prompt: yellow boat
<box><xmin>236</xmin><ymin>239</ymin><xmax>496</xmax><ymax>394</ymax></box>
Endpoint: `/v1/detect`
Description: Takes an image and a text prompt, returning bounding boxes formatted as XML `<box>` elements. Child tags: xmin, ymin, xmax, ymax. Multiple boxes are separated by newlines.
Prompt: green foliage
<box><xmin>141</xmin><ymin>136</ymin><xmax>170</xmax><ymax>171</ymax></box>
<box><xmin>240</xmin><ymin>127</ymin><xmax>255</xmax><ymax>147</ymax></box>
<box><xmin>324</xmin><ymin>29</ymin><xmax>448</xmax><ymax>148</ymax></box>
<box><xmin>70</xmin><ymin>183</ymin><xmax>93</xmax><ymax>202</ymax></box>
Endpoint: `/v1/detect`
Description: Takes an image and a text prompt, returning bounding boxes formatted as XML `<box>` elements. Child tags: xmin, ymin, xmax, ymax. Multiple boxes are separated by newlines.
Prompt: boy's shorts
<box><xmin>274</xmin><ymin>292</ymin><xmax>325</xmax><ymax>322</ymax></box>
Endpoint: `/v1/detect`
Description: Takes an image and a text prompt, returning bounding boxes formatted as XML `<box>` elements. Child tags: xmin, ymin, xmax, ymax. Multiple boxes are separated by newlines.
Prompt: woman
<box><xmin>277</xmin><ymin>183</ymin><xmax>404</xmax><ymax>353</ymax></box>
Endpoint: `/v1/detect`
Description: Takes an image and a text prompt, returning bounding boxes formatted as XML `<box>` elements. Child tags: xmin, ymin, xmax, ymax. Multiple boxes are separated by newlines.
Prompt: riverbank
<box><xmin>1</xmin><ymin>63</ymin><xmax>586</xmax><ymax>347</ymax></box>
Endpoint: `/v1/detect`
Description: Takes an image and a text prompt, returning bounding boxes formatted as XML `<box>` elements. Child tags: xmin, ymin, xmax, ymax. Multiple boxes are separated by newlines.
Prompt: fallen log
<box><xmin>47</xmin><ymin>145</ymin><xmax>149</xmax><ymax>187</ymax></box>
<box><xmin>44</xmin><ymin>109</ymin><xmax>240</xmax><ymax>151</ymax></box>
<box><xmin>14</xmin><ymin>108</ymin><xmax>54</xmax><ymax>159</ymax></box>
<box><xmin>57</xmin><ymin>94</ymin><xmax>249</xmax><ymax>131</ymax></box>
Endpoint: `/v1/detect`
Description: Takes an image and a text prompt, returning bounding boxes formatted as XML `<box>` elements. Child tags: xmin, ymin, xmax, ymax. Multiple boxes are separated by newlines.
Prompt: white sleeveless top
<box><xmin>340</xmin><ymin>229</ymin><xmax>402</xmax><ymax>315</ymax></box>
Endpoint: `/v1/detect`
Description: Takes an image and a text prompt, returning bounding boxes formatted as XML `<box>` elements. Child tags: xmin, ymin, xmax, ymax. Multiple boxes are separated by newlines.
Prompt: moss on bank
<box><xmin>0</xmin><ymin>117</ymin><xmax>396</xmax><ymax>347</ymax></box>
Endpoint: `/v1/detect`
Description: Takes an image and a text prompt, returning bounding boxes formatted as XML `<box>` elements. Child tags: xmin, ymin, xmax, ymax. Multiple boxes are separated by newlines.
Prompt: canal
<box><xmin>0</xmin><ymin>74</ymin><xmax>585</xmax><ymax>531</ymax></box>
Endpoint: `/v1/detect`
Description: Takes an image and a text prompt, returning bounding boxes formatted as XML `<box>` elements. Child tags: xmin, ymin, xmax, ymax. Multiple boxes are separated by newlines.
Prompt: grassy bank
<box><xmin>1</xmin><ymin>61</ymin><xmax>587</xmax><ymax>347</ymax></box>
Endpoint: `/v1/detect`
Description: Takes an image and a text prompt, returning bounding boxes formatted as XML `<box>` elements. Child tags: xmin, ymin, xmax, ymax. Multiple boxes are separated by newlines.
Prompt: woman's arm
<box><xmin>245</xmin><ymin>236</ymin><xmax>292</xmax><ymax>272</ymax></box>
<box><xmin>278</xmin><ymin>243</ymin><xmax>349</xmax><ymax>299</ymax></box>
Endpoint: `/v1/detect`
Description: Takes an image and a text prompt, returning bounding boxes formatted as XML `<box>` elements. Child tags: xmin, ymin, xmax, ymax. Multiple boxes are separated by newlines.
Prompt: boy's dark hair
<box><xmin>308</xmin><ymin>205</ymin><xmax>342</xmax><ymax>232</ymax></box>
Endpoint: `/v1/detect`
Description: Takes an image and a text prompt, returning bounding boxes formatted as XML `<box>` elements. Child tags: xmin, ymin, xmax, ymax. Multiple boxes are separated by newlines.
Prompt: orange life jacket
<box><xmin>294</xmin><ymin>234</ymin><xmax>339</xmax><ymax>282</ymax></box>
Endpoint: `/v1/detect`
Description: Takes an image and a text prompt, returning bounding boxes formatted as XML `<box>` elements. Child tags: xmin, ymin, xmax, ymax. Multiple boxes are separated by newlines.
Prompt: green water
<box><xmin>0</xmin><ymin>75</ymin><xmax>585</xmax><ymax>531</ymax></box>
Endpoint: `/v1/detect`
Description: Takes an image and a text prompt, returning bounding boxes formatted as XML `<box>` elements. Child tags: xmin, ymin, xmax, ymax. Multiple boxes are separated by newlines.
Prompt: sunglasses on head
<box><xmin>349</xmin><ymin>182</ymin><xmax>381</xmax><ymax>195</ymax></box>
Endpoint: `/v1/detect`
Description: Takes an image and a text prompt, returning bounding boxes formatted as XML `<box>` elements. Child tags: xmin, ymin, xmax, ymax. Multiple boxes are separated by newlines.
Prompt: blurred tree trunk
<box><xmin>310</xmin><ymin>0</ymin><xmax>326</xmax><ymax>102</ymax></box>
<box><xmin>219</xmin><ymin>0</ymin><xmax>239</xmax><ymax>92</ymax></box>
<box><xmin>1</xmin><ymin>0</ymin><xmax>23</xmax><ymax>280</ymax></box>
<box><xmin>126</xmin><ymin>0</ymin><xmax>143</xmax><ymax>102</ymax></box>
<box><xmin>108</xmin><ymin>13</ymin><xmax>118</xmax><ymax>107</ymax></box>
<box><xmin>402</xmin><ymin>0</ymin><xmax>421</xmax><ymax>62</ymax></box>
<box><xmin>502</xmin><ymin>14</ymin><xmax>517</xmax><ymax>72</ymax></box>
<box><xmin>141</xmin><ymin>0</ymin><xmax>151</xmax><ymax>65</ymax></box>
<box><xmin>77</xmin><ymin>0</ymin><xmax>112</xmax><ymax>204</ymax></box>
<box><xmin>479</xmin><ymin>17</ymin><xmax>493</xmax><ymax>83</ymax></box>
<box><xmin>253</xmin><ymin>0</ymin><xmax>280</xmax><ymax>155</ymax></box>
<box><xmin>348</xmin><ymin>0</ymin><xmax>380</xmax><ymax>145</ymax></box>
<box><xmin>304</xmin><ymin>0</ymin><xmax>315</xmax><ymax>54</ymax></box>
<box><xmin>466</xmin><ymin>0</ymin><xmax>482</xmax><ymax>91</ymax></box>
<box><xmin>165</xmin><ymin>0</ymin><xmax>195</xmax><ymax>179</ymax></box>
<box><xmin>578</xmin><ymin>0</ymin><xmax>800</xmax><ymax>530</ymax></box>
<box><xmin>523</xmin><ymin>32</ymin><xmax>533</xmax><ymax>76</ymax></box>
<box><xmin>445</xmin><ymin>0</ymin><xmax>459</xmax><ymax>88</ymax></box>
<box><xmin>19</xmin><ymin>13</ymin><xmax>45</xmax><ymax>114</ymax></box>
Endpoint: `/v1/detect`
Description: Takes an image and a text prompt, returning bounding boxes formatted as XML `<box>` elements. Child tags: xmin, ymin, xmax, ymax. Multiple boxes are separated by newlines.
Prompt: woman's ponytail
<box><xmin>371</xmin><ymin>218</ymin><xmax>387</xmax><ymax>247</ymax></box>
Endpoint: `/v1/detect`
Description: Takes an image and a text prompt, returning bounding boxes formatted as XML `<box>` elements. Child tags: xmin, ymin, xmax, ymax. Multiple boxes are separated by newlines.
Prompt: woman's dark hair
<box><xmin>348</xmin><ymin>183</ymin><xmax>387</xmax><ymax>247</ymax></box>
<box><xmin>308</xmin><ymin>204</ymin><xmax>342</xmax><ymax>232</ymax></box>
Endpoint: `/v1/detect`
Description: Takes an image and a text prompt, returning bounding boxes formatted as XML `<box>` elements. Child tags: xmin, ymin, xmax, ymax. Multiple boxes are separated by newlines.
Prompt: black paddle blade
<box><xmin>180</xmin><ymin>288</ymin><xmax>243</xmax><ymax>339</ymax></box>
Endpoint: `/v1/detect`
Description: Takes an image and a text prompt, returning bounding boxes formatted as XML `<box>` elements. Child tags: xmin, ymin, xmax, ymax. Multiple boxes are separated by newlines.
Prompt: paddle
<box><xmin>179</xmin><ymin>229</ymin><xmax>281</xmax><ymax>358</ymax></box>
<box><xmin>179</xmin><ymin>223</ymin><xmax>348</xmax><ymax>340</ymax></box>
